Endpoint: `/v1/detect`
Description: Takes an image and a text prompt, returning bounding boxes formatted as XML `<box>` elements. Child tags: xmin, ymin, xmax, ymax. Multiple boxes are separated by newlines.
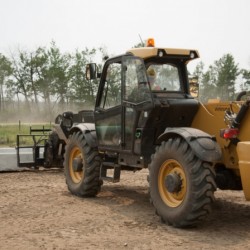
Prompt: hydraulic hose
<box><xmin>232</xmin><ymin>100</ymin><xmax>250</xmax><ymax>128</ymax></box>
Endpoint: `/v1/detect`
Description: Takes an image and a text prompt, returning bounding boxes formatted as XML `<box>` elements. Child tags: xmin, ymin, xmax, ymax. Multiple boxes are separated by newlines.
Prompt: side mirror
<box><xmin>86</xmin><ymin>63</ymin><xmax>97</xmax><ymax>80</ymax></box>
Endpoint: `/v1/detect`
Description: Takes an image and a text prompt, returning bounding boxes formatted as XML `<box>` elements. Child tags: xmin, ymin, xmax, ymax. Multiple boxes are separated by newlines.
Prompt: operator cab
<box><xmin>86</xmin><ymin>39</ymin><xmax>200</xmax><ymax>166</ymax></box>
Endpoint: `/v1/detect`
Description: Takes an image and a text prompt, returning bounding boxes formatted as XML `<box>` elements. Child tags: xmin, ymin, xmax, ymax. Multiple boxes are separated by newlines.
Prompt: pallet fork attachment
<box><xmin>16</xmin><ymin>126</ymin><xmax>51</xmax><ymax>168</ymax></box>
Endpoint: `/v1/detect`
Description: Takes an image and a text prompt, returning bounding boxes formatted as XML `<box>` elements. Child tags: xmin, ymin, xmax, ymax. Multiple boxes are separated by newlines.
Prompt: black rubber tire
<box><xmin>149</xmin><ymin>137</ymin><xmax>216</xmax><ymax>228</ymax></box>
<box><xmin>44</xmin><ymin>131</ymin><xmax>63</xmax><ymax>168</ymax></box>
<box><xmin>64</xmin><ymin>132</ymin><xmax>102</xmax><ymax>197</ymax></box>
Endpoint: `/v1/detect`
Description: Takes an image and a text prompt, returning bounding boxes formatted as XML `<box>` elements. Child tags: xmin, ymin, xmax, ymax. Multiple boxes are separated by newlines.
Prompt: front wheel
<box><xmin>149</xmin><ymin>137</ymin><xmax>216</xmax><ymax>228</ymax></box>
<box><xmin>64</xmin><ymin>132</ymin><xmax>102</xmax><ymax>197</ymax></box>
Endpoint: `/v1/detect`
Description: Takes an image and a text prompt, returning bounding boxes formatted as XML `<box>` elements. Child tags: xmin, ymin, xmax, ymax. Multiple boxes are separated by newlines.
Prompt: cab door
<box><xmin>94</xmin><ymin>56</ymin><xmax>153</xmax><ymax>152</ymax></box>
<box><xmin>94</xmin><ymin>57</ymin><xmax>122</xmax><ymax>151</ymax></box>
<box><xmin>122</xmin><ymin>56</ymin><xmax>154</xmax><ymax>151</ymax></box>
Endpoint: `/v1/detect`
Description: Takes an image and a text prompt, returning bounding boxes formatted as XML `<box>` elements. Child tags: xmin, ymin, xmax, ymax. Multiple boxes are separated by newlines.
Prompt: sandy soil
<box><xmin>1</xmin><ymin>169</ymin><xmax>250</xmax><ymax>250</ymax></box>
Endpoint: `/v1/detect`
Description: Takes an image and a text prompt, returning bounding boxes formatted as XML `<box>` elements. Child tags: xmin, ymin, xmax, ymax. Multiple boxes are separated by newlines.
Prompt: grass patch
<box><xmin>0</xmin><ymin>123</ymin><xmax>52</xmax><ymax>147</ymax></box>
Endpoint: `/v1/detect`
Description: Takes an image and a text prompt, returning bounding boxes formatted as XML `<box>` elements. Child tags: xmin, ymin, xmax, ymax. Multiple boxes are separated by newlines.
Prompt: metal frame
<box><xmin>16</xmin><ymin>127</ymin><xmax>51</xmax><ymax>168</ymax></box>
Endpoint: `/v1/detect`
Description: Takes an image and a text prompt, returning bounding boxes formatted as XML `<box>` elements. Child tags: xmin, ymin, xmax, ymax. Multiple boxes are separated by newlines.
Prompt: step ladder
<box><xmin>100</xmin><ymin>162</ymin><xmax>121</xmax><ymax>183</ymax></box>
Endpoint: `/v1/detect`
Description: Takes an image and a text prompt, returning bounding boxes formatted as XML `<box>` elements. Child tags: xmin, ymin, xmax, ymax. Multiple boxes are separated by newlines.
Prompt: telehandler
<box><xmin>16</xmin><ymin>39</ymin><xmax>250</xmax><ymax>228</ymax></box>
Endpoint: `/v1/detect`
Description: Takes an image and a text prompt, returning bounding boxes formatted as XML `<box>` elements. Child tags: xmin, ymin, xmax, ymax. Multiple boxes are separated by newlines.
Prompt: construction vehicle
<box><xmin>16</xmin><ymin>111</ymin><xmax>92</xmax><ymax>169</ymax></box>
<box><xmin>16</xmin><ymin>38</ymin><xmax>250</xmax><ymax>228</ymax></box>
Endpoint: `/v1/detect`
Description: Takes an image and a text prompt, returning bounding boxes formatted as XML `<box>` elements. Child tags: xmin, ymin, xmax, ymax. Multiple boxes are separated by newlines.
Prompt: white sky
<box><xmin>0</xmin><ymin>0</ymin><xmax>250</xmax><ymax>72</ymax></box>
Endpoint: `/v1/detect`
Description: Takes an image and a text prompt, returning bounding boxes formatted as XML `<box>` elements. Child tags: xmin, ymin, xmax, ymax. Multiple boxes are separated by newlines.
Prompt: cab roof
<box><xmin>126</xmin><ymin>47</ymin><xmax>200</xmax><ymax>62</ymax></box>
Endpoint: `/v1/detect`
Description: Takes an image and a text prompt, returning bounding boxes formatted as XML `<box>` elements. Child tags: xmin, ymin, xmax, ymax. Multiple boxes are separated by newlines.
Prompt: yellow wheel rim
<box><xmin>69</xmin><ymin>146</ymin><xmax>84</xmax><ymax>184</ymax></box>
<box><xmin>158</xmin><ymin>159</ymin><xmax>187</xmax><ymax>207</ymax></box>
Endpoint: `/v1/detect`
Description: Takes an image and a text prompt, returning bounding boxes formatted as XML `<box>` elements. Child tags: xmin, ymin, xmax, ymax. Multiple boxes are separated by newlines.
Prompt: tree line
<box><xmin>0</xmin><ymin>42</ymin><xmax>106</xmax><ymax>122</ymax></box>
<box><xmin>0</xmin><ymin>42</ymin><xmax>250</xmax><ymax>122</ymax></box>
<box><xmin>192</xmin><ymin>54</ymin><xmax>250</xmax><ymax>102</ymax></box>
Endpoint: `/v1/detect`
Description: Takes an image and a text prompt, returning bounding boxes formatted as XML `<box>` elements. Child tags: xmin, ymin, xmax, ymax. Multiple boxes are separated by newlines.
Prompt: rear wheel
<box><xmin>149</xmin><ymin>137</ymin><xmax>216</xmax><ymax>227</ymax></box>
<box><xmin>64</xmin><ymin>132</ymin><xmax>102</xmax><ymax>197</ymax></box>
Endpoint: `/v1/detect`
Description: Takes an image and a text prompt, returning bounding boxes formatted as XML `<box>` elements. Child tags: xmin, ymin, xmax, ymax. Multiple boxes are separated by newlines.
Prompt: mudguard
<box><xmin>157</xmin><ymin>127</ymin><xmax>221</xmax><ymax>162</ymax></box>
<box><xmin>69</xmin><ymin>123</ymin><xmax>97</xmax><ymax>148</ymax></box>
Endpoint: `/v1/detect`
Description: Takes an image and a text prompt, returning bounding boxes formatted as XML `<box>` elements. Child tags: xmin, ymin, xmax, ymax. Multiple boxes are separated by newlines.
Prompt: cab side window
<box><xmin>100</xmin><ymin>63</ymin><xmax>122</xmax><ymax>109</ymax></box>
<box><xmin>123</xmin><ymin>57</ymin><xmax>150</xmax><ymax>103</ymax></box>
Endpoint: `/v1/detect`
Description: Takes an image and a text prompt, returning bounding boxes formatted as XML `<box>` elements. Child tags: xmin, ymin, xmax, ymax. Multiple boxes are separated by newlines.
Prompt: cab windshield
<box><xmin>146</xmin><ymin>64</ymin><xmax>181</xmax><ymax>92</ymax></box>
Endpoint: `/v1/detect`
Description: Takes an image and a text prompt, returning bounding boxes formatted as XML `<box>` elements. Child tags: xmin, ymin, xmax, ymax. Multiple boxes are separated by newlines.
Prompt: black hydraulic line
<box><xmin>232</xmin><ymin>100</ymin><xmax>250</xmax><ymax>128</ymax></box>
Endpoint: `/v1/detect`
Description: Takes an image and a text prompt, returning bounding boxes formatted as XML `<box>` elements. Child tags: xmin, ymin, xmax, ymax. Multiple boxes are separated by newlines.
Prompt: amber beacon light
<box><xmin>146</xmin><ymin>38</ymin><xmax>155</xmax><ymax>47</ymax></box>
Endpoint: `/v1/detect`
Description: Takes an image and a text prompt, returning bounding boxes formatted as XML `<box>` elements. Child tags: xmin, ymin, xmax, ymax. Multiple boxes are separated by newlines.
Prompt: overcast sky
<box><xmin>0</xmin><ymin>0</ymin><xmax>250</xmax><ymax>71</ymax></box>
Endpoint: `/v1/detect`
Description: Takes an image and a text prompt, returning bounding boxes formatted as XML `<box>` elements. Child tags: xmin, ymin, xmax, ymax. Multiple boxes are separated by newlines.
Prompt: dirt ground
<box><xmin>1</xmin><ymin>169</ymin><xmax>250</xmax><ymax>250</ymax></box>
